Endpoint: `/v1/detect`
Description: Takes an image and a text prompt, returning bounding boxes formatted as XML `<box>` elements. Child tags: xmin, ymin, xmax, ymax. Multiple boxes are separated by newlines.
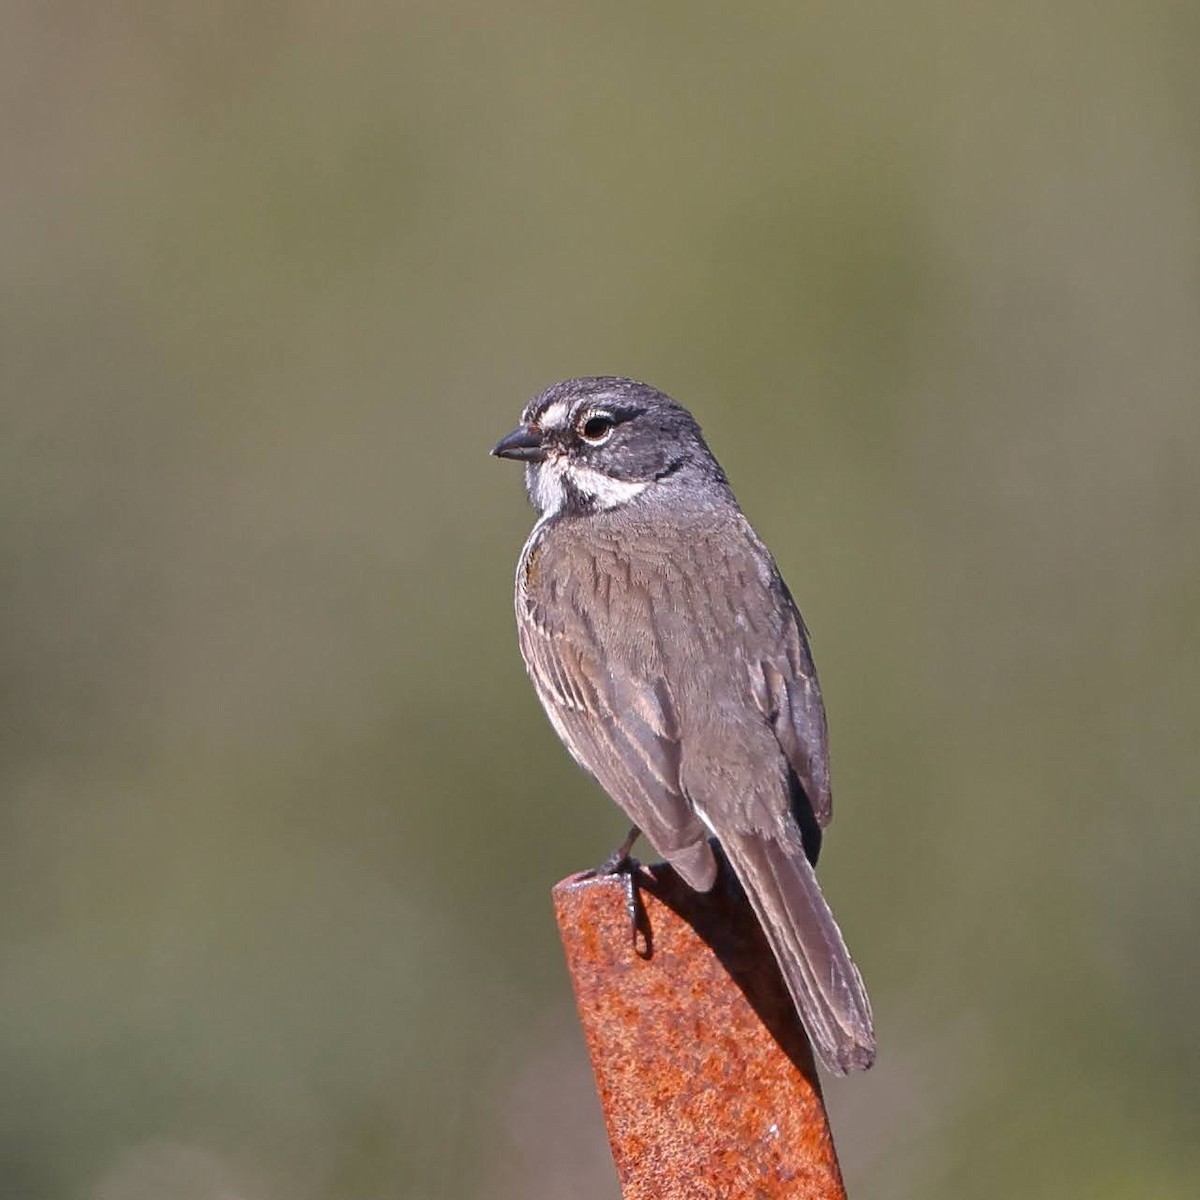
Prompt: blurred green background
<box><xmin>3</xmin><ymin>4</ymin><xmax>1198</xmax><ymax>1198</ymax></box>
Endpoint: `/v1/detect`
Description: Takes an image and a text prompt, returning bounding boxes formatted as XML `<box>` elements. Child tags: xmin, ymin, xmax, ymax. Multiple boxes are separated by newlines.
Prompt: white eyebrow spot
<box><xmin>538</xmin><ymin>399</ymin><xmax>571</xmax><ymax>431</ymax></box>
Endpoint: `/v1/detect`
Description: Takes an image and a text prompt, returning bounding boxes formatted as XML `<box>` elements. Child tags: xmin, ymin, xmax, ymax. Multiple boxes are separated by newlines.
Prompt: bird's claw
<box><xmin>579</xmin><ymin>850</ymin><xmax>652</xmax><ymax>959</ymax></box>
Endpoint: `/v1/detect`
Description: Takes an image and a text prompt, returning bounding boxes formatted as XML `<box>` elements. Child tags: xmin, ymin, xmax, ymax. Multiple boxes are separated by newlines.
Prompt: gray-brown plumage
<box><xmin>493</xmin><ymin>377</ymin><xmax>875</xmax><ymax>1074</ymax></box>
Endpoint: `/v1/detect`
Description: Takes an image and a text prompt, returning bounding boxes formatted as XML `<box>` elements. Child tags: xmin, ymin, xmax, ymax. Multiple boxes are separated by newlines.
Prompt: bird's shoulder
<box><xmin>519</xmin><ymin>500</ymin><xmax>793</xmax><ymax>616</ymax></box>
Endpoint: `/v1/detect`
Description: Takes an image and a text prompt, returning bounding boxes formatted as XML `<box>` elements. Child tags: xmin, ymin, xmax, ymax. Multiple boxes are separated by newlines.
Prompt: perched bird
<box><xmin>492</xmin><ymin>377</ymin><xmax>874</xmax><ymax>1074</ymax></box>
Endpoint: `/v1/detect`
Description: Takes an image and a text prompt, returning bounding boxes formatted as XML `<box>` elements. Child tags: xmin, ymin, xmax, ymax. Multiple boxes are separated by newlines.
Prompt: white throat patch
<box><xmin>526</xmin><ymin>458</ymin><xmax>567</xmax><ymax>515</ymax></box>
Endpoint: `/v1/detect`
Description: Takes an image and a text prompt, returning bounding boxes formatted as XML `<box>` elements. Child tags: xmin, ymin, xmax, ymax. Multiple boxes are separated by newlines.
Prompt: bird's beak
<box><xmin>491</xmin><ymin>424</ymin><xmax>547</xmax><ymax>463</ymax></box>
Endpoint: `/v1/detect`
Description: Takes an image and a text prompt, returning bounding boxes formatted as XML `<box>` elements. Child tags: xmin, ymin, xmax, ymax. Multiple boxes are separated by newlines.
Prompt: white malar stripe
<box><xmin>526</xmin><ymin>458</ymin><xmax>649</xmax><ymax>514</ymax></box>
<box><xmin>566</xmin><ymin>464</ymin><xmax>649</xmax><ymax>510</ymax></box>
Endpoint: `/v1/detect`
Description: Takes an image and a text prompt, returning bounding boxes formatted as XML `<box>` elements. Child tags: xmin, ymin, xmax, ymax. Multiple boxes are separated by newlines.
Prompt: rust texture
<box><xmin>553</xmin><ymin>862</ymin><xmax>848</xmax><ymax>1200</ymax></box>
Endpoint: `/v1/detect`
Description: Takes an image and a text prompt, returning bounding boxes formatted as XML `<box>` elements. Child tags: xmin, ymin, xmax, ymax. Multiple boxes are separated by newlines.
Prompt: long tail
<box><xmin>720</xmin><ymin>830</ymin><xmax>875</xmax><ymax>1075</ymax></box>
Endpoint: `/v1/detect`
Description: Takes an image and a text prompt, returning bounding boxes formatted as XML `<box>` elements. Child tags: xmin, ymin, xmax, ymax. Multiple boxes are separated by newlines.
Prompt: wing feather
<box><xmin>734</xmin><ymin>553</ymin><xmax>833</xmax><ymax>829</ymax></box>
<box><xmin>517</xmin><ymin>572</ymin><xmax>716</xmax><ymax>889</ymax></box>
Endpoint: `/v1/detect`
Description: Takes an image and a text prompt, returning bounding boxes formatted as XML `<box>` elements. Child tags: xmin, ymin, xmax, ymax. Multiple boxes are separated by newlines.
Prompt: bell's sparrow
<box><xmin>492</xmin><ymin>377</ymin><xmax>875</xmax><ymax>1074</ymax></box>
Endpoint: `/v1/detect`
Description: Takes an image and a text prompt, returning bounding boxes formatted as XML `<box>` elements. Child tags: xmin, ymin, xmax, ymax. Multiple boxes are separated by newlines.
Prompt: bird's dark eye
<box><xmin>579</xmin><ymin>413</ymin><xmax>615</xmax><ymax>443</ymax></box>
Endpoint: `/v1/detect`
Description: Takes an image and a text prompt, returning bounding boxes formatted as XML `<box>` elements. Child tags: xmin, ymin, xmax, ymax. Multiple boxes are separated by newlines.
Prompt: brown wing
<box><xmin>759</xmin><ymin>583</ymin><xmax>833</xmax><ymax>828</ymax></box>
<box><xmin>516</xmin><ymin>547</ymin><xmax>716</xmax><ymax>890</ymax></box>
<box><xmin>681</xmin><ymin>523</ymin><xmax>869</xmax><ymax>1073</ymax></box>
<box><xmin>707</xmin><ymin>521</ymin><xmax>831</xmax><ymax>829</ymax></box>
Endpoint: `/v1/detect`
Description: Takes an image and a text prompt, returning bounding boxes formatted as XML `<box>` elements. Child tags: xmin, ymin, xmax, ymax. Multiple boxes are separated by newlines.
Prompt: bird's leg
<box><xmin>594</xmin><ymin>825</ymin><xmax>641</xmax><ymax>876</ymax></box>
<box><xmin>579</xmin><ymin>827</ymin><xmax>651</xmax><ymax>957</ymax></box>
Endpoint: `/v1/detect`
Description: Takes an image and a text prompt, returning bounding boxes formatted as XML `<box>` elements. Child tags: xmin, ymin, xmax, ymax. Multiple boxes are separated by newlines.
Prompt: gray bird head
<box><xmin>491</xmin><ymin>377</ymin><xmax>728</xmax><ymax>517</ymax></box>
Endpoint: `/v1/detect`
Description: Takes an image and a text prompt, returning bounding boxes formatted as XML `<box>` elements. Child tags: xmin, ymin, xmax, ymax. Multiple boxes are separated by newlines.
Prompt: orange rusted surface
<box><xmin>553</xmin><ymin>862</ymin><xmax>848</xmax><ymax>1200</ymax></box>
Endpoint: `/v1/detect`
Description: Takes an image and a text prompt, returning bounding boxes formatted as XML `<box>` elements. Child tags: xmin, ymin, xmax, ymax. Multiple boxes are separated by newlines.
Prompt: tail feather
<box><xmin>721</xmin><ymin>830</ymin><xmax>875</xmax><ymax>1075</ymax></box>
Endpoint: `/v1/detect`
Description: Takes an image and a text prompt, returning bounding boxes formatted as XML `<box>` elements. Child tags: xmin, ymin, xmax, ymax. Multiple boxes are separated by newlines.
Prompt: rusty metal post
<box><xmin>553</xmin><ymin>862</ymin><xmax>848</xmax><ymax>1200</ymax></box>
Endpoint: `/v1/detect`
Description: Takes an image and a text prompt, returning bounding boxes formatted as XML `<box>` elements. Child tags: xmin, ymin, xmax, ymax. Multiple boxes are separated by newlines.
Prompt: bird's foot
<box><xmin>578</xmin><ymin>828</ymin><xmax>652</xmax><ymax>958</ymax></box>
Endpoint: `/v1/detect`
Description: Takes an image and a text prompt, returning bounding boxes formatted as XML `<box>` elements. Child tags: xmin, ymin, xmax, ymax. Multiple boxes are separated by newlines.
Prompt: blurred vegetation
<box><xmin>2</xmin><ymin>4</ymin><xmax>1198</xmax><ymax>1198</ymax></box>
